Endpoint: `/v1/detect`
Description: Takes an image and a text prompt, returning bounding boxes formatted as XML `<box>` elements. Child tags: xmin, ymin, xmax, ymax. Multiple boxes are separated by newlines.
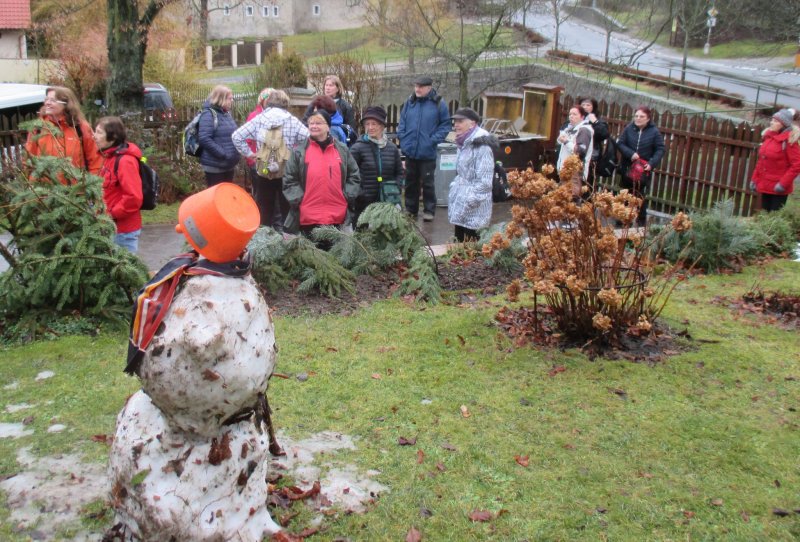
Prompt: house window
<box><xmin>272</xmin><ymin>5</ymin><xmax>279</xmax><ymax>16</ymax></box>
<box><xmin>223</xmin><ymin>4</ymin><xmax>230</xmax><ymax>16</ymax></box>
<box><xmin>245</xmin><ymin>5</ymin><xmax>254</xmax><ymax>16</ymax></box>
<box><xmin>312</xmin><ymin>5</ymin><xmax>320</xmax><ymax>16</ymax></box>
<box><xmin>262</xmin><ymin>6</ymin><xmax>269</xmax><ymax>16</ymax></box>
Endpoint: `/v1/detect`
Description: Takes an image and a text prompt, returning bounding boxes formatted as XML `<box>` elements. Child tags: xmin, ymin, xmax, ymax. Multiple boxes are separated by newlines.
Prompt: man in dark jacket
<box><xmin>397</xmin><ymin>76</ymin><xmax>451</xmax><ymax>221</ymax></box>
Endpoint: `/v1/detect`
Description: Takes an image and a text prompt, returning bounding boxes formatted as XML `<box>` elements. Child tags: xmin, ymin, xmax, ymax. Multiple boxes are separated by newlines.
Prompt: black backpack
<box><xmin>596</xmin><ymin>138</ymin><xmax>619</xmax><ymax>178</ymax></box>
<box><xmin>183</xmin><ymin>108</ymin><xmax>218</xmax><ymax>157</ymax></box>
<box><xmin>492</xmin><ymin>161</ymin><xmax>512</xmax><ymax>202</ymax></box>
<box><xmin>114</xmin><ymin>146</ymin><xmax>159</xmax><ymax>211</ymax></box>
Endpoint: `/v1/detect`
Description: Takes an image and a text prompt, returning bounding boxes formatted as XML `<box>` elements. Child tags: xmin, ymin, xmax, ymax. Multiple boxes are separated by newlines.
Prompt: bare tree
<box><xmin>673</xmin><ymin>0</ymin><xmax>711</xmax><ymax>84</ymax></box>
<box><xmin>364</xmin><ymin>0</ymin><xmax>516</xmax><ymax>104</ymax></box>
<box><xmin>592</xmin><ymin>0</ymin><xmax>665</xmax><ymax>64</ymax></box>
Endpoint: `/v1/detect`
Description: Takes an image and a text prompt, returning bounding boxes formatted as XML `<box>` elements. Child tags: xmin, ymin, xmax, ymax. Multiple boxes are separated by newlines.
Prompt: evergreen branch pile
<box><xmin>0</xmin><ymin>159</ymin><xmax>148</xmax><ymax>328</ymax></box>
<box><xmin>247</xmin><ymin>203</ymin><xmax>442</xmax><ymax>301</ymax></box>
<box><xmin>477</xmin><ymin>224</ymin><xmax>526</xmax><ymax>273</ymax></box>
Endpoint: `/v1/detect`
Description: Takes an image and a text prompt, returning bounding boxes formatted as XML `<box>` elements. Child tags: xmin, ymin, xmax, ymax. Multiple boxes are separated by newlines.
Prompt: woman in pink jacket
<box><xmin>750</xmin><ymin>108</ymin><xmax>800</xmax><ymax>212</ymax></box>
<box><xmin>93</xmin><ymin>116</ymin><xmax>143</xmax><ymax>252</ymax></box>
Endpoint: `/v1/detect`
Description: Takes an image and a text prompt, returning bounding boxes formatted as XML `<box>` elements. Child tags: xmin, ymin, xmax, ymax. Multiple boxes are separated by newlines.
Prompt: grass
<box><xmin>687</xmin><ymin>40</ymin><xmax>797</xmax><ymax>60</ymax></box>
<box><xmin>141</xmin><ymin>202</ymin><xmax>179</xmax><ymax>225</ymax></box>
<box><xmin>1</xmin><ymin>258</ymin><xmax>799</xmax><ymax>540</ymax></box>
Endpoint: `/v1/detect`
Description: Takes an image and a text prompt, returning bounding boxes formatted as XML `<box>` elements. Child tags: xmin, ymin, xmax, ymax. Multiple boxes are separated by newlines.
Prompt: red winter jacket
<box><xmin>751</xmin><ymin>127</ymin><xmax>800</xmax><ymax>196</ymax></box>
<box><xmin>100</xmin><ymin>143</ymin><xmax>143</xmax><ymax>233</ymax></box>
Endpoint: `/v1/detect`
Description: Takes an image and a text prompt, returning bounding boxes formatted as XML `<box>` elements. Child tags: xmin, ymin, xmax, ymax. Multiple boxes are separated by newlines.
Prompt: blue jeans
<box><xmin>115</xmin><ymin>229</ymin><xmax>141</xmax><ymax>253</ymax></box>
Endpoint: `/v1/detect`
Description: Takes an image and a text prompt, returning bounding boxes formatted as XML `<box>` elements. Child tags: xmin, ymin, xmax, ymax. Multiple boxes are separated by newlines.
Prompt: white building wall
<box><xmin>0</xmin><ymin>31</ymin><xmax>27</xmax><ymax>59</ymax></box>
<box><xmin>207</xmin><ymin>0</ymin><xmax>365</xmax><ymax>40</ymax></box>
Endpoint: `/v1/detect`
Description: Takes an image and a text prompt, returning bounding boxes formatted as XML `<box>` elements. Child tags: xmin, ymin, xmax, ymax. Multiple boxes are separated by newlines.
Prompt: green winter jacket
<box><xmin>282</xmin><ymin>137</ymin><xmax>361</xmax><ymax>233</ymax></box>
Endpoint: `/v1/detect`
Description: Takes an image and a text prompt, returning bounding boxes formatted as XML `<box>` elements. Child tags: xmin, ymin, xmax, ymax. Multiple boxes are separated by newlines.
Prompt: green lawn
<box><xmin>1</xmin><ymin>257</ymin><xmax>799</xmax><ymax>540</ymax></box>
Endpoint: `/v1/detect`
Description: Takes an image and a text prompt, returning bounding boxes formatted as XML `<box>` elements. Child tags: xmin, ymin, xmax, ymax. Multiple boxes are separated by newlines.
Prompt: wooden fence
<box><xmin>2</xmin><ymin>95</ymin><xmax>766</xmax><ymax>216</ymax></box>
<box><xmin>562</xmin><ymin>94</ymin><xmax>763</xmax><ymax>216</ymax></box>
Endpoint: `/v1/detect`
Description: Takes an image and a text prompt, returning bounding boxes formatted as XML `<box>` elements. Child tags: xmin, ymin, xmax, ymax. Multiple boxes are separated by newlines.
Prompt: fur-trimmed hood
<box><xmin>470</xmin><ymin>133</ymin><xmax>500</xmax><ymax>152</ymax></box>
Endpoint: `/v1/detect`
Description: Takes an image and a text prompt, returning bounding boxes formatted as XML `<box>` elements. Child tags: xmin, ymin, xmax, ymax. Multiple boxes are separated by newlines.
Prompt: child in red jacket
<box><xmin>94</xmin><ymin>116</ymin><xmax>143</xmax><ymax>252</ymax></box>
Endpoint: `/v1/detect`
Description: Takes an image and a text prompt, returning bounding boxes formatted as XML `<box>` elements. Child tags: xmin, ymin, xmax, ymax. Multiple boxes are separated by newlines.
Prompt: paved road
<box><xmin>517</xmin><ymin>8</ymin><xmax>800</xmax><ymax>110</ymax></box>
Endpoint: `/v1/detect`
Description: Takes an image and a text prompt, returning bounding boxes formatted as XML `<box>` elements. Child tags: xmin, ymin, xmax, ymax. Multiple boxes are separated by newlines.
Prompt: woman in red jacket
<box><xmin>93</xmin><ymin>116</ymin><xmax>143</xmax><ymax>252</ymax></box>
<box><xmin>750</xmin><ymin>108</ymin><xmax>800</xmax><ymax>212</ymax></box>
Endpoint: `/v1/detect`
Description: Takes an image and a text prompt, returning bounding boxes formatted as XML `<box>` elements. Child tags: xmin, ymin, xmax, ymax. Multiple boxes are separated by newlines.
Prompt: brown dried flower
<box><xmin>597</xmin><ymin>288</ymin><xmax>623</xmax><ymax>308</ymax></box>
<box><xmin>506</xmin><ymin>279</ymin><xmax>522</xmax><ymax>302</ymax></box>
<box><xmin>592</xmin><ymin>313</ymin><xmax>613</xmax><ymax>331</ymax></box>
<box><xmin>671</xmin><ymin>212</ymin><xmax>692</xmax><ymax>232</ymax></box>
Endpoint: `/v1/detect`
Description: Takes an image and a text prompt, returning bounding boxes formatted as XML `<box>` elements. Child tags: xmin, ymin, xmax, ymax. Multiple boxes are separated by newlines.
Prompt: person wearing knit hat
<box><xmin>350</xmin><ymin>105</ymin><xmax>404</xmax><ymax>224</ymax></box>
<box><xmin>281</xmin><ymin>109</ymin><xmax>361</xmax><ymax>243</ymax></box>
<box><xmin>749</xmin><ymin>108</ymin><xmax>800</xmax><ymax>212</ymax></box>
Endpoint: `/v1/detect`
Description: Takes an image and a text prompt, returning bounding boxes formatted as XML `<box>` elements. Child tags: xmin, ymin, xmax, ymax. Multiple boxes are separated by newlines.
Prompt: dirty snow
<box><xmin>35</xmin><ymin>371</ymin><xmax>55</xmax><ymax>381</ymax></box>
<box><xmin>4</xmin><ymin>381</ymin><xmax>20</xmax><ymax>390</ymax></box>
<box><xmin>0</xmin><ymin>423</ymin><xmax>34</xmax><ymax>439</ymax></box>
<box><xmin>5</xmin><ymin>403</ymin><xmax>33</xmax><ymax>413</ymax></box>
<box><xmin>1</xmin><ymin>431</ymin><xmax>388</xmax><ymax>540</ymax></box>
<box><xmin>273</xmin><ymin>431</ymin><xmax>389</xmax><ymax>513</ymax></box>
<box><xmin>0</xmin><ymin>447</ymin><xmax>107</xmax><ymax>541</ymax></box>
<box><xmin>47</xmin><ymin>424</ymin><xmax>67</xmax><ymax>433</ymax></box>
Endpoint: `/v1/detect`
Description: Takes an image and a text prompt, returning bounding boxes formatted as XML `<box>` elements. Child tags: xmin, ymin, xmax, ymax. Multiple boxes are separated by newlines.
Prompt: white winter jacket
<box><xmin>447</xmin><ymin>127</ymin><xmax>497</xmax><ymax>231</ymax></box>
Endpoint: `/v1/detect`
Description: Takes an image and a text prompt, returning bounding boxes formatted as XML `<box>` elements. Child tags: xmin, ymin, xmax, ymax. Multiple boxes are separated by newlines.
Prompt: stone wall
<box><xmin>374</xmin><ymin>62</ymin><xmax>701</xmax><ymax>118</ymax></box>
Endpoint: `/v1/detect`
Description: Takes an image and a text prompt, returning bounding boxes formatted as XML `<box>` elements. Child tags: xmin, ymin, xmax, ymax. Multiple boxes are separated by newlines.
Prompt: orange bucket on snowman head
<box><xmin>175</xmin><ymin>183</ymin><xmax>260</xmax><ymax>263</ymax></box>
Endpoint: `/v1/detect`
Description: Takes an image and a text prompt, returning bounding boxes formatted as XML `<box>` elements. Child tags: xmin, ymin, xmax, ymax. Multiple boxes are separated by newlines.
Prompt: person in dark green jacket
<box><xmin>282</xmin><ymin>110</ymin><xmax>361</xmax><ymax>239</ymax></box>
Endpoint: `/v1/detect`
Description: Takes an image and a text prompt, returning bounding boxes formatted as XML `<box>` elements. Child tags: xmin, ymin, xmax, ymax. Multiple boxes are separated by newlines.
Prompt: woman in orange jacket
<box><xmin>25</xmin><ymin>86</ymin><xmax>103</xmax><ymax>181</ymax></box>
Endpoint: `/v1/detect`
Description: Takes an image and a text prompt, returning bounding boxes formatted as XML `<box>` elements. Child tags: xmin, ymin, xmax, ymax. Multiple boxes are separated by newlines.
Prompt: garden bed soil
<box><xmin>710</xmin><ymin>289</ymin><xmax>800</xmax><ymax>330</ymax></box>
<box><xmin>262</xmin><ymin>258</ymin><xmax>522</xmax><ymax>317</ymax></box>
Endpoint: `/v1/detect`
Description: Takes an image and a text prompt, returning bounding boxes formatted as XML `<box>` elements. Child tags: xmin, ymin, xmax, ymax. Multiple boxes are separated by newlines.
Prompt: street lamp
<box><xmin>704</xmin><ymin>5</ymin><xmax>718</xmax><ymax>55</ymax></box>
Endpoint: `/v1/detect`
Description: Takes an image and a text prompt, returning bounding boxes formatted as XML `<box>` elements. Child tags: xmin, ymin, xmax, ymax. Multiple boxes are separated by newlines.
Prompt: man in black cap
<box><xmin>397</xmin><ymin>75</ymin><xmax>451</xmax><ymax>221</ymax></box>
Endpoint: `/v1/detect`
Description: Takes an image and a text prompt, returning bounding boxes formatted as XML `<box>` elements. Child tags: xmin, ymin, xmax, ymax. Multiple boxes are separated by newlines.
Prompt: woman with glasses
<box><xmin>282</xmin><ymin>110</ymin><xmax>360</xmax><ymax>242</ymax></box>
<box><xmin>25</xmin><ymin>86</ymin><xmax>103</xmax><ymax>181</ymax></box>
<box><xmin>616</xmin><ymin>106</ymin><xmax>665</xmax><ymax>226</ymax></box>
<box><xmin>198</xmin><ymin>85</ymin><xmax>241</xmax><ymax>187</ymax></box>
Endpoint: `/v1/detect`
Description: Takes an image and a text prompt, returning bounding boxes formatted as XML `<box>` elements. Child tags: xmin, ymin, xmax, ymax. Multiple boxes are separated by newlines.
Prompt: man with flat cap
<box><xmin>397</xmin><ymin>75</ymin><xmax>451</xmax><ymax>221</ymax></box>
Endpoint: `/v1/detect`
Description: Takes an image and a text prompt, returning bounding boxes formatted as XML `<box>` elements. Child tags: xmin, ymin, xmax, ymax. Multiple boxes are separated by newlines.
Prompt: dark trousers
<box><xmin>454</xmin><ymin>225</ymin><xmax>479</xmax><ymax>242</ymax></box>
<box><xmin>404</xmin><ymin>158</ymin><xmax>437</xmax><ymax>216</ymax></box>
<box><xmin>204</xmin><ymin>170</ymin><xmax>235</xmax><ymax>187</ymax></box>
<box><xmin>299</xmin><ymin>224</ymin><xmax>339</xmax><ymax>251</ymax></box>
<box><xmin>760</xmin><ymin>193</ymin><xmax>788</xmax><ymax>213</ymax></box>
<box><xmin>251</xmin><ymin>167</ymin><xmax>289</xmax><ymax>229</ymax></box>
<box><xmin>352</xmin><ymin>195</ymin><xmax>379</xmax><ymax>228</ymax></box>
<box><xmin>620</xmin><ymin>175</ymin><xmax>650</xmax><ymax>226</ymax></box>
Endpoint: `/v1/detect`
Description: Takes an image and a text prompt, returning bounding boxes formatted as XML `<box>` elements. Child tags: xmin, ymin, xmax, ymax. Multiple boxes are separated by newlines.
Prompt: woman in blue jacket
<box><xmin>198</xmin><ymin>85</ymin><xmax>241</xmax><ymax>187</ymax></box>
<box><xmin>616</xmin><ymin>106</ymin><xmax>665</xmax><ymax>226</ymax></box>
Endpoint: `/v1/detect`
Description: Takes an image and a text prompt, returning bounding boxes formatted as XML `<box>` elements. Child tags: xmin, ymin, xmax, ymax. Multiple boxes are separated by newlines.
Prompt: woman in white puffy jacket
<box><xmin>447</xmin><ymin>108</ymin><xmax>498</xmax><ymax>242</ymax></box>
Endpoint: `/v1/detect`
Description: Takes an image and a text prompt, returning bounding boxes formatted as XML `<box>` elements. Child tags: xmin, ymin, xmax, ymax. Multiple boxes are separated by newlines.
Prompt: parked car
<box><xmin>143</xmin><ymin>83</ymin><xmax>176</xmax><ymax>121</ymax></box>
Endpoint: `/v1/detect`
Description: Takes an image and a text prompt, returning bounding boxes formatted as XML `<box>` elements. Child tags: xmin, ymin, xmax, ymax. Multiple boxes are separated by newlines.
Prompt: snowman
<box><xmin>107</xmin><ymin>183</ymin><xmax>282</xmax><ymax>541</ymax></box>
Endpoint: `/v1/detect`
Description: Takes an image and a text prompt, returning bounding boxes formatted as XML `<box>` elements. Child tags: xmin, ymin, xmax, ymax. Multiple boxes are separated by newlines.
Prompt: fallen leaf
<box><xmin>435</xmin><ymin>463</ymin><xmax>446</xmax><ymax>472</ymax></box>
<box><xmin>638</xmin><ymin>471</ymin><xmax>654</xmax><ymax>479</ymax></box>
<box><xmin>371</xmin><ymin>373</ymin><xmax>382</xmax><ymax>380</ymax></box>
<box><xmin>398</xmin><ymin>436</ymin><xmax>417</xmax><ymax>446</ymax></box>
<box><xmin>563</xmin><ymin>443</ymin><xmax>575</xmax><ymax>450</ymax></box>
<box><xmin>272</xmin><ymin>373</ymin><xmax>290</xmax><ymax>379</ymax></box>
<box><xmin>299</xmin><ymin>527</ymin><xmax>320</xmax><ymax>537</ymax></box>
<box><xmin>609</xmin><ymin>388</ymin><xmax>628</xmax><ymax>400</ymax></box>
<box><xmin>91</xmin><ymin>434</ymin><xmax>111</xmax><ymax>444</ymax></box>
<box><xmin>270</xmin><ymin>531</ymin><xmax>302</xmax><ymax>542</ymax></box>
<box><xmin>22</xmin><ymin>415</ymin><xmax>34</xmax><ymax>425</ymax></box>
<box><xmin>416</xmin><ymin>449</ymin><xmax>425</xmax><ymax>464</ymax></box>
<box><xmin>514</xmin><ymin>454</ymin><xmax>529</xmax><ymax>467</ymax></box>
<box><xmin>377</xmin><ymin>346</ymin><xmax>397</xmax><ymax>353</ymax></box>
<box><xmin>740</xmin><ymin>510</ymin><xmax>750</xmax><ymax>522</ymax></box>
<box><xmin>202</xmin><ymin>369</ymin><xmax>220</xmax><ymax>381</ymax></box>
<box><xmin>711</xmin><ymin>498</ymin><xmax>723</xmax><ymax>506</ymax></box>
<box><xmin>548</xmin><ymin>365</ymin><xmax>566</xmax><ymax>377</ymax></box>
<box><xmin>286</xmin><ymin>481</ymin><xmax>321</xmax><ymax>501</ymax></box>
<box><xmin>457</xmin><ymin>335</ymin><xmax>466</xmax><ymax>346</ymax></box>
<box><xmin>420</xmin><ymin>507</ymin><xmax>433</xmax><ymax>517</ymax></box>
<box><xmin>406</xmin><ymin>526</ymin><xmax>422</xmax><ymax>542</ymax></box>
<box><xmin>774</xmin><ymin>479</ymin><xmax>781</xmax><ymax>488</ymax></box>
<box><xmin>460</xmin><ymin>405</ymin><xmax>471</xmax><ymax>418</ymax></box>
<box><xmin>772</xmin><ymin>508</ymin><xmax>790</xmax><ymax>517</ymax></box>
<box><xmin>325</xmin><ymin>346</ymin><xmax>338</xmax><ymax>352</ymax></box>
<box><xmin>440</xmin><ymin>442</ymin><xmax>457</xmax><ymax>451</ymax></box>
<box><xmin>468</xmin><ymin>510</ymin><xmax>493</xmax><ymax>522</ymax></box>
<box><xmin>595</xmin><ymin>507</ymin><xmax>608</xmax><ymax>514</ymax></box>
<box><xmin>444</xmin><ymin>338</ymin><xmax>450</xmax><ymax>345</ymax></box>
<box><xmin>683</xmin><ymin>510</ymin><xmax>695</xmax><ymax>519</ymax></box>
<box><xmin>208</xmin><ymin>432</ymin><xmax>232</xmax><ymax>466</ymax></box>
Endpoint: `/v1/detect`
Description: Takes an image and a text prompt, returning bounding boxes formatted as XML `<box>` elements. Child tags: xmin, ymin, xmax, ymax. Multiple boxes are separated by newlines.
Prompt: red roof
<box><xmin>0</xmin><ymin>0</ymin><xmax>31</xmax><ymax>29</ymax></box>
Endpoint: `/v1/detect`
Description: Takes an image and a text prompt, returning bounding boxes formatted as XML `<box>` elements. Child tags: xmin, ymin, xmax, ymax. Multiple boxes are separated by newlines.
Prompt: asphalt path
<box><xmin>516</xmin><ymin>9</ymin><xmax>800</xmax><ymax>110</ymax></box>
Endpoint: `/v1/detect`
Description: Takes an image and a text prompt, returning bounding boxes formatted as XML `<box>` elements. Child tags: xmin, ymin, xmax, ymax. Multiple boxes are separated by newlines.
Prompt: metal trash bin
<box><xmin>434</xmin><ymin>143</ymin><xmax>457</xmax><ymax>207</ymax></box>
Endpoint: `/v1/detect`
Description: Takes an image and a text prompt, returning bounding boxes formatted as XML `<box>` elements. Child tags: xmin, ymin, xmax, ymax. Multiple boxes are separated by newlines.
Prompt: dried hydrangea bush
<box><xmin>484</xmin><ymin>156</ymin><xmax>693</xmax><ymax>347</ymax></box>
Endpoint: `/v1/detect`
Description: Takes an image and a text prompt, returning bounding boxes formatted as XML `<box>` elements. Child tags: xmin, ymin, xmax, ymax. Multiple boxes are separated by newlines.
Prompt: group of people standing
<box><xmin>559</xmin><ymin>98</ymin><xmax>799</xmax><ymax>224</ymax></box>
<box><xmin>23</xmin><ymin>82</ymin><xmax>796</xmax><ymax>259</ymax></box>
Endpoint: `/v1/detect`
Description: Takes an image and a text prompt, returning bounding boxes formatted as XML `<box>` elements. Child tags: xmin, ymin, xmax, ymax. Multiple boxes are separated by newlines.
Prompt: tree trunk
<box><xmin>107</xmin><ymin>0</ymin><xmax>147</xmax><ymax>114</ymax></box>
<box><xmin>680</xmin><ymin>23</ymin><xmax>690</xmax><ymax>85</ymax></box>
<box><xmin>200</xmin><ymin>0</ymin><xmax>209</xmax><ymax>43</ymax></box>
<box><xmin>604</xmin><ymin>31</ymin><xmax>611</xmax><ymax>63</ymax></box>
<box><xmin>459</xmin><ymin>66</ymin><xmax>469</xmax><ymax>106</ymax></box>
<box><xmin>409</xmin><ymin>46</ymin><xmax>415</xmax><ymax>72</ymax></box>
